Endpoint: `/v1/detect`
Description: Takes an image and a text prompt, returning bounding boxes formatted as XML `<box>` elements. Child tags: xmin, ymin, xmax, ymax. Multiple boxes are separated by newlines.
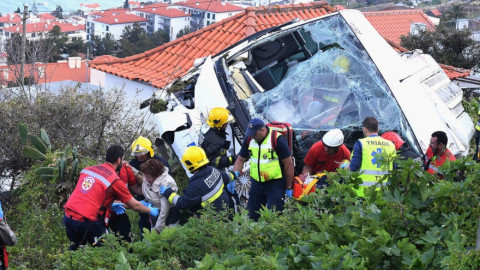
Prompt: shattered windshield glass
<box><xmin>242</xmin><ymin>14</ymin><xmax>414</xmax><ymax>159</ymax></box>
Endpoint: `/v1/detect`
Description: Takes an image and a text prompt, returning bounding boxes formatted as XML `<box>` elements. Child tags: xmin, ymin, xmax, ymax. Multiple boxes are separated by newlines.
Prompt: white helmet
<box><xmin>322</xmin><ymin>129</ymin><xmax>344</xmax><ymax>148</ymax></box>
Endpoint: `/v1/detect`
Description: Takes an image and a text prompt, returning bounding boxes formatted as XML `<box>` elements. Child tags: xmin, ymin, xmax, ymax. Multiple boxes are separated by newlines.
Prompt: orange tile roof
<box><xmin>90</xmin><ymin>8</ymin><xmax>128</xmax><ymax>17</ymax></box>
<box><xmin>93</xmin><ymin>14</ymin><xmax>148</xmax><ymax>24</ymax></box>
<box><xmin>140</xmin><ymin>3</ymin><xmax>170</xmax><ymax>8</ymax></box>
<box><xmin>90</xmin><ymin>2</ymin><xmax>335</xmax><ymax>89</ymax></box>
<box><xmin>439</xmin><ymin>64</ymin><xmax>471</xmax><ymax>80</ymax></box>
<box><xmin>0</xmin><ymin>61</ymin><xmax>89</xmax><ymax>84</ymax></box>
<box><xmin>430</xmin><ymin>9</ymin><xmax>441</xmax><ymax>17</ymax></box>
<box><xmin>363</xmin><ymin>9</ymin><xmax>435</xmax><ymax>45</ymax></box>
<box><xmin>0</xmin><ymin>13</ymin><xmax>21</xmax><ymax>24</ymax></box>
<box><xmin>3</xmin><ymin>21</ymin><xmax>85</xmax><ymax>33</ymax></box>
<box><xmin>81</xmin><ymin>3</ymin><xmax>101</xmax><ymax>9</ymax></box>
<box><xmin>135</xmin><ymin>7</ymin><xmax>190</xmax><ymax>18</ymax></box>
<box><xmin>38</xmin><ymin>13</ymin><xmax>57</xmax><ymax>21</ymax></box>
<box><xmin>334</xmin><ymin>5</ymin><xmax>346</xmax><ymax>10</ymax></box>
<box><xmin>176</xmin><ymin>0</ymin><xmax>244</xmax><ymax>13</ymax></box>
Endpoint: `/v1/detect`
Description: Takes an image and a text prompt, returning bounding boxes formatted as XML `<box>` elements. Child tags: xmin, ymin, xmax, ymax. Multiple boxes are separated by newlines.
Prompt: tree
<box><xmin>0</xmin><ymin>85</ymin><xmax>158</xmax><ymax>192</ymax></box>
<box><xmin>446</xmin><ymin>4</ymin><xmax>466</xmax><ymax>21</ymax></box>
<box><xmin>117</xmin><ymin>23</ymin><xmax>169</xmax><ymax>57</ymax></box>
<box><xmin>150</xmin><ymin>30</ymin><xmax>170</xmax><ymax>46</ymax></box>
<box><xmin>176</xmin><ymin>26</ymin><xmax>192</xmax><ymax>39</ymax></box>
<box><xmin>65</xmin><ymin>37</ymin><xmax>86</xmax><ymax>57</ymax></box>
<box><xmin>124</xmin><ymin>0</ymin><xmax>130</xmax><ymax>9</ymax></box>
<box><xmin>90</xmin><ymin>33</ymin><xmax>118</xmax><ymax>58</ymax></box>
<box><xmin>52</xmin><ymin>5</ymin><xmax>63</xmax><ymax>19</ymax></box>
<box><xmin>15</xmin><ymin>7</ymin><xmax>21</xmax><ymax>13</ymax></box>
<box><xmin>45</xmin><ymin>25</ymin><xmax>69</xmax><ymax>62</ymax></box>
<box><xmin>400</xmin><ymin>26</ymin><xmax>480</xmax><ymax>71</ymax></box>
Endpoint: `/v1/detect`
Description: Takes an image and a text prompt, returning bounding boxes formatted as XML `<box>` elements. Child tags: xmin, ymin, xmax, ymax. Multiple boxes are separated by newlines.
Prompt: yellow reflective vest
<box><xmin>248</xmin><ymin>129</ymin><xmax>283</xmax><ymax>182</ymax></box>
<box><xmin>353</xmin><ymin>136</ymin><xmax>396</xmax><ymax>197</ymax></box>
<box><xmin>476</xmin><ymin>107</ymin><xmax>480</xmax><ymax>131</ymax></box>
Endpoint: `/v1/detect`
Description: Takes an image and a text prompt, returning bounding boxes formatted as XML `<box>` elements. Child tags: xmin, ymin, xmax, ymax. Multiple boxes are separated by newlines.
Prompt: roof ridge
<box><xmin>363</xmin><ymin>9</ymin><xmax>423</xmax><ymax>15</ymax></box>
<box><xmin>92</xmin><ymin>2</ymin><xmax>331</xmax><ymax>66</ymax></box>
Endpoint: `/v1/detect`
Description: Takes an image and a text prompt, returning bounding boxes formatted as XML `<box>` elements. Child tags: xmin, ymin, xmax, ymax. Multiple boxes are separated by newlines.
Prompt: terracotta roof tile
<box><xmin>0</xmin><ymin>61</ymin><xmax>89</xmax><ymax>85</ymax></box>
<box><xmin>94</xmin><ymin>14</ymin><xmax>148</xmax><ymax>24</ymax></box>
<box><xmin>134</xmin><ymin>7</ymin><xmax>190</xmax><ymax>18</ymax></box>
<box><xmin>3</xmin><ymin>21</ymin><xmax>84</xmax><ymax>33</ymax></box>
<box><xmin>439</xmin><ymin>64</ymin><xmax>471</xmax><ymax>80</ymax></box>
<box><xmin>90</xmin><ymin>2</ymin><xmax>336</xmax><ymax>89</ymax></box>
<box><xmin>176</xmin><ymin>0</ymin><xmax>244</xmax><ymax>13</ymax></box>
<box><xmin>0</xmin><ymin>13</ymin><xmax>21</xmax><ymax>24</ymax></box>
<box><xmin>363</xmin><ymin>9</ymin><xmax>436</xmax><ymax>45</ymax></box>
<box><xmin>431</xmin><ymin>9</ymin><xmax>441</xmax><ymax>17</ymax></box>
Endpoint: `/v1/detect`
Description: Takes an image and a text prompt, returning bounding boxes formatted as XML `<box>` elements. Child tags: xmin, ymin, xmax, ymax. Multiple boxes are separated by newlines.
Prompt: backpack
<box><xmin>245</xmin><ymin>121</ymin><xmax>294</xmax><ymax>154</ymax></box>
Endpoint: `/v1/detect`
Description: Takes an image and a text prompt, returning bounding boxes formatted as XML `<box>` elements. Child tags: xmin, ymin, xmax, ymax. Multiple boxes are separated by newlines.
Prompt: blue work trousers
<box><xmin>248</xmin><ymin>178</ymin><xmax>285</xmax><ymax>221</ymax></box>
<box><xmin>63</xmin><ymin>215</ymin><xmax>107</xmax><ymax>251</ymax></box>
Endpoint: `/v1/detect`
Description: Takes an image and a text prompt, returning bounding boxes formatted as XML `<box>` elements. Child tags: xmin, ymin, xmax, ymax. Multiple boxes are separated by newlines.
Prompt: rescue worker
<box><xmin>381</xmin><ymin>131</ymin><xmax>421</xmax><ymax>162</ymax></box>
<box><xmin>107</xmin><ymin>161</ymin><xmax>143</xmax><ymax>242</ymax></box>
<box><xmin>63</xmin><ymin>145</ymin><xmax>159</xmax><ymax>251</ymax></box>
<box><xmin>232</xmin><ymin>118</ymin><xmax>294</xmax><ymax>221</ymax></box>
<box><xmin>0</xmin><ymin>202</ymin><xmax>16</xmax><ymax>270</ymax></box>
<box><xmin>199</xmin><ymin>107</ymin><xmax>236</xmax><ymax>170</ymax></box>
<box><xmin>159</xmin><ymin>146</ymin><xmax>231</xmax><ymax>216</ymax></box>
<box><xmin>423</xmin><ymin>131</ymin><xmax>456</xmax><ymax>176</ymax></box>
<box><xmin>302</xmin><ymin>129</ymin><xmax>351</xmax><ymax>187</ymax></box>
<box><xmin>474</xmin><ymin>107</ymin><xmax>480</xmax><ymax>161</ymax></box>
<box><xmin>129</xmin><ymin>136</ymin><xmax>170</xmax><ymax>238</ymax></box>
<box><xmin>347</xmin><ymin>117</ymin><xmax>396</xmax><ymax>197</ymax></box>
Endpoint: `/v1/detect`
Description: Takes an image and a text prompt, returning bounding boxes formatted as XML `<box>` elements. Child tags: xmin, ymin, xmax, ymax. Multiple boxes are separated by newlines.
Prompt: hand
<box><xmin>227</xmin><ymin>180</ymin><xmax>236</xmax><ymax>194</ymax></box>
<box><xmin>111</xmin><ymin>202</ymin><xmax>126</xmax><ymax>215</ymax></box>
<box><xmin>159</xmin><ymin>186</ymin><xmax>169</xmax><ymax>196</ymax></box>
<box><xmin>339</xmin><ymin>160</ymin><xmax>350</xmax><ymax>169</ymax></box>
<box><xmin>149</xmin><ymin>206</ymin><xmax>160</xmax><ymax>217</ymax></box>
<box><xmin>139</xmin><ymin>200</ymin><xmax>152</xmax><ymax>207</ymax></box>
<box><xmin>286</xmin><ymin>189</ymin><xmax>293</xmax><ymax>198</ymax></box>
<box><xmin>0</xmin><ymin>202</ymin><xmax>4</xmax><ymax>219</ymax></box>
<box><xmin>230</xmin><ymin>170</ymin><xmax>241</xmax><ymax>179</ymax></box>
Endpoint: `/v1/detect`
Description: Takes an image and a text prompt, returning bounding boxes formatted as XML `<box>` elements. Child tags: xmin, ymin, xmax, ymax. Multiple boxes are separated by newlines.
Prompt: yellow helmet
<box><xmin>182</xmin><ymin>146</ymin><xmax>209</xmax><ymax>172</ymax></box>
<box><xmin>131</xmin><ymin>136</ymin><xmax>154</xmax><ymax>157</ymax></box>
<box><xmin>207</xmin><ymin>107</ymin><xmax>234</xmax><ymax>129</ymax></box>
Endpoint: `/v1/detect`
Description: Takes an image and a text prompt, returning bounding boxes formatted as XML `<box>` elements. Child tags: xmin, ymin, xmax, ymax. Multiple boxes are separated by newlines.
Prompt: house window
<box><xmin>207</xmin><ymin>13</ymin><xmax>210</xmax><ymax>19</ymax></box>
<box><xmin>87</xmin><ymin>22</ymin><xmax>89</xmax><ymax>26</ymax></box>
<box><xmin>31</xmin><ymin>33</ymin><xmax>36</xmax><ymax>37</ymax></box>
<box><xmin>38</xmin><ymin>67</ymin><xmax>45</xmax><ymax>77</ymax></box>
<box><xmin>106</xmin><ymin>25</ymin><xmax>109</xmax><ymax>31</ymax></box>
<box><xmin>212</xmin><ymin>14</ymin><xmax>215</xmax><ymax>20</ymax></box>
<box><xmin>3</xmin><ymin>69</ymin><xmax>8</xmax><ymax>80</ymax></box>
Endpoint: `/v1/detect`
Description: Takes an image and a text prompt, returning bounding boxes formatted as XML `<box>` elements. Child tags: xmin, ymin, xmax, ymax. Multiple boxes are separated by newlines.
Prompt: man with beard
<box><xmin>423</xmin><ymin>131</ymin><xmax>456</xmax><ymax>177</ymax></box>
<box><xmin>63</xmin><ymin>145</ymin><xmax>159</xmax><ymax>250</ymax></box>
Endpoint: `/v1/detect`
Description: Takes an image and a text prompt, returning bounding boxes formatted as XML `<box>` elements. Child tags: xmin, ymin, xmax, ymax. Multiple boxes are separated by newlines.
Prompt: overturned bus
<box><xmin>151</xmin><ymin>10</ymin><xmax>474</xmax><ymax>195</ymax></box>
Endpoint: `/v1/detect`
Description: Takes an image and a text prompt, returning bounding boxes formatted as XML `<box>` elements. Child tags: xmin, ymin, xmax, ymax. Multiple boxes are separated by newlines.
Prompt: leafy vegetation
<box><xmin>6</xmin><ymin>149</ymin><xmax>480</xmax><ymax>269</ymax></box>
<box><xmin>400</xmin><ymin>26</ymin><xmax>480</xmax><ymax>71</ymax></box>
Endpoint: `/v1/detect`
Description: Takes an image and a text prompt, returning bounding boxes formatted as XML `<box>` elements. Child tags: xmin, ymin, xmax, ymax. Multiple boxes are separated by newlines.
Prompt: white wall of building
<box><xmin>87</xmin><ymin>20</ymin><xmax>147</xmax><ymax>39</ymax></box>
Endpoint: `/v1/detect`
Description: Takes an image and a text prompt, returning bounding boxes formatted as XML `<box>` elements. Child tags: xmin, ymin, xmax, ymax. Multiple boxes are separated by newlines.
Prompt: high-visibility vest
<box><xmin>64</xmin><ymin>163</ymin><xmax>119</xmax><ymax>221</ymax></box>
<box><xmin>354</xmin><ymin>136</ymin><xmax>395</xmax><ymax>197</ymax></box>
<box><xmin>248</xmin><ymin>129</ymin><xmax>283</xmax><ymax>182</ymax></box>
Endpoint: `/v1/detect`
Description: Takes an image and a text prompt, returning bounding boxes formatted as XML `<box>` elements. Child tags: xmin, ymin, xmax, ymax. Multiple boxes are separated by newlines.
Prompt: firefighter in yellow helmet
<box><xmin>129</xmin><ymin>136</ymin><xmax>171</xmax><ymax>239</ymax></box>
<box><xmin>159</xmin><ymin>146</ymin><xmax>231</xmax><ymax>216</ymax></box>
<box><xmin>198</xmin><ymin>107</ymin><xmax>236</xmax><ymax>170</ymax></box>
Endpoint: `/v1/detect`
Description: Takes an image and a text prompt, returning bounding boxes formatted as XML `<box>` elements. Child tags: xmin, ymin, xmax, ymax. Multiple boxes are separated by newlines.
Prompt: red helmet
<box><xmin>381</xmin><ymin>131</ymin><xmax>404</xmax><ymax>150</ymax></box>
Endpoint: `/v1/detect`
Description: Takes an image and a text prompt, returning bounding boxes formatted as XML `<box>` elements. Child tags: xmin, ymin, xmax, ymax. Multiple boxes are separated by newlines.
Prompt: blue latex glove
<box><xmin>232</xmin><ymin>171</ymin><xmax>241</xmax><ymax>179</ymax></box>
<box><xmin>111</xmin><ymin>202</ymin><xmax>126</xmax><ymax>215</ymax></box>
<box><xmin>227</xmin><ymin>180</ymin><xmax>236</xmax><ymax>194</ymax></box>
<box><xmin>149</xmin><ymin>206</ymin><xmax>159</xmax><ymax>217</ymax></box>
<box><xmin>159</xmin><ymin>185</ymin><xmax>169</xmax><ymax>196</ymax></box>
<box><xmin>0</xmin><ymin>202</ymin><xmax>4</xmax><ymax>219</ymax></box>
<box><xmin>286</xmin><ymin>189</ymin><xmax>293</xmax><ymax>198</ymax></box>
<box><xmin>339</xmin><ymin>160</ymin><xmax>350</xmax><ymax>169</ymax></box>
<box><xmin>139</xmin><ymin>200</ymin><xmax>152</xmax><ymax>207</ymax></box>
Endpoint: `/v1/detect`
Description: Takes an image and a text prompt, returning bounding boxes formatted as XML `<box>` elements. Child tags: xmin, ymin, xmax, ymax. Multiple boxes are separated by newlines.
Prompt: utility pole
<box><xmin>20</xmin><ymin>4</ymin><xmax>29</xmax><ymax>87</ymax></box>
